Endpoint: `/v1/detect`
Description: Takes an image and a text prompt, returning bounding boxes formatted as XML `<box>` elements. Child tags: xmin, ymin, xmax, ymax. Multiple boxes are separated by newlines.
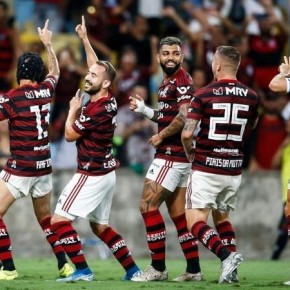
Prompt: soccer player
<box><xmin>269</xmin><ymin>56</ymin><xmax>290</xmax><ymax>286</ymax></box>
<box><xmin>181</xmin><ymin>46</ymin><xmax>259</xmax><ymax>283</ymax></box>
<box><xmin>0</xmin><ymin>20</ymin><xmax>73</xmax><ymax>280</ymax></box>
<box><xmin>50</xmin><ymin>16</ymin><xmax>141</xmax><ymax>282</ymax></box>
<box><xmin>129</xmin><ymin>36</ymin><xmax>202</xmax><ymax>282</ymax></box>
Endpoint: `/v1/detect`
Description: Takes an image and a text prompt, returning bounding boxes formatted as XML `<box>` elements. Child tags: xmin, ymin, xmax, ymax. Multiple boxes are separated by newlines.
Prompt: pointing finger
<box><xmin>44</xmin><ymin>19</ymin><xmax>49</xmax><ymax>29</ymax></box>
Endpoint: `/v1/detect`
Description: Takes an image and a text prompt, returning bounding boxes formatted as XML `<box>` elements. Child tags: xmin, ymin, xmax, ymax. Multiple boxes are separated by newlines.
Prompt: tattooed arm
<box><xmin>38</xmin><ymin>19</ymin><xmax>59</xmax><ymax>79</ymax></box>
<box><xmin>181</xmin><ymin>118</ymin><xmax>199</xmax><ymax>162</ymax></box>
<box><xmin>149</xmin><ymin>103</ymin><xmax>189</xmax><ymax>147</ymax></box>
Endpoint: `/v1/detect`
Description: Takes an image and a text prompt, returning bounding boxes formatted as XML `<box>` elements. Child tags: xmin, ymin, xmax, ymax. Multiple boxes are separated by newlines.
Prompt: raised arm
<box><xmin>269</xmin><ymin>56</ymin><xmax>290</xmax><ymax>93</ymax></box>
<box><xmin>75</xmin><ymin>15</ymin><xmax>98</xmax><ymax>68</ymax></box>
<box><xmin>37</xmin><ymin>19</ymin><xmax>59</xmax><ymax>79</ymax></box>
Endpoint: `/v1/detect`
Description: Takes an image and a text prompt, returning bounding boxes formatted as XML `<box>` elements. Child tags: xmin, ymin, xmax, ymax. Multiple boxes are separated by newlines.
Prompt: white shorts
<box><xmin>146</xmin><ymin>158</ymin><xmax>191</xmax><ymax>192</ymax></box>
<box><xmin>55</xmin><ymin>171</ymin><xmax>116</xmax><ymax>224</ymax></box>
<box><xmin>0</xmin><ymin>170</ymin><xmax>52</xmax><ymax>199</ymax></box>
<box><xmin>185</xmin><ymin>170</ymin><xmax>242</xmax><ymax>212</ymax></box>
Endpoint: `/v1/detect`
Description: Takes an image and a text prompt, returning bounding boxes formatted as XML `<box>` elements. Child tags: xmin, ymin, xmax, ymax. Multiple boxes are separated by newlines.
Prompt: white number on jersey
<box><xmin>209</xmin><ymin>103</ymin><xmax>249</xmax><ymax>141</ymax></box>
<box><xmin>30</xmin><ymin>104</ymin><xmax>50</xmax><ymax>140</ymax></box>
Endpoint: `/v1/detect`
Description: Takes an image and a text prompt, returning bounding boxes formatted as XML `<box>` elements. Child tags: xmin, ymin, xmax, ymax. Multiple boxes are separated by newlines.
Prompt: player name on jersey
<box><xmin>205</xmin><ymin>157</ymin><xmax>243</xmax><ymax>168</ymax></box>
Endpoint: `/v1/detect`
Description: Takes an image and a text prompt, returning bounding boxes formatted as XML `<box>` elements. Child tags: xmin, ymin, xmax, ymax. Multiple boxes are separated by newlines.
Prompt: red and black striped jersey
<box><xmin>72</xmin><ymin>92</ymin><xmax>120</xmax><ymax>175</ymax></box>
<box><xmin>155</xmin><ymin>67</ymin><xmax>194</xmax><ymax>163</ymax></box>
<box><xmin>0</xmin><ymin>75</ymin><xmax>57</xmax><ymax>176</ymax></box>
<box><xmin>188</xmin><ymin>79</ymin><xmax>259</xmax><ymax>175</ymax></box>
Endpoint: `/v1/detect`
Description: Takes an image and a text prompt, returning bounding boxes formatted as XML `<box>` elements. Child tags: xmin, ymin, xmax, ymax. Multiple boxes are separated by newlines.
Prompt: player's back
<box><xmin>190</xmin><ymin>79</ymin><xmax>259</xmax><ymax>175</ymax></box>
<box><xmin>2</xmin><ymin>76</ymin><xmax>57</xmax><ymax>176</ymax></box>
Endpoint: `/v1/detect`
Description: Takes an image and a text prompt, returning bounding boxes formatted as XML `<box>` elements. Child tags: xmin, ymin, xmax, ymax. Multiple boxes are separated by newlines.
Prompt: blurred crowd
<box><xmin>0</xmin><ymin>0</ymin><xmax>289</xmax><ymax>181</ymax></box>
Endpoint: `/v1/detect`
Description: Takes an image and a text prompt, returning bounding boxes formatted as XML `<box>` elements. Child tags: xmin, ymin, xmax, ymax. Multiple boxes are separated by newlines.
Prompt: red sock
<box><xmin>51</xmin><ymin>221</ymin><xmax>88</xmax><ymax>269</ymax></box>
<box><xmin>99</xmin><ymin>227</ymin><xmax>137</xmax><ymax>272</ymax></box>
<box><xmin>191</xmin><ymin>221</ymin><xmax>230</xmax><ymax>261</ymax></box>
<box><xmin>40</xmin><ymin>216</ymin><xmax>68</xmax><ymax>269</ymax></box>
<box><xmin>172</xmin><ymin>214</ymin><xmax>200</xmax><ymax>273</ymax></box>
<box><xmin>0</xmin><ymin>219</ymin><xmax>15</xmax><ymax>270</ymax></box>
<box><xmin>142</xmin><ymin>210</ymin><xmax>166</xmax><ymax>271</ymax></box>
<box><xmin>216</xmin><ymin>221</ymin><xmax>237</xmax><ymax>252</ymax></box>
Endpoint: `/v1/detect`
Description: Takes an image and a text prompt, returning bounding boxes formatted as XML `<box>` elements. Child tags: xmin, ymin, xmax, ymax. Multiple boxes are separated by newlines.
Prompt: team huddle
<box><xmin>0</xmin><ymin>15</ymin><xmax>289</xmax><ymax>286</ymax></box>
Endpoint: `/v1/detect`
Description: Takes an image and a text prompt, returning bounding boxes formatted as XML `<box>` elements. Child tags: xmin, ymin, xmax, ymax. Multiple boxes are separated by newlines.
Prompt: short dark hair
<box><xmin>16</xmin><ymin>52</ymin><xmax>44</xmax><ymax>84</ymax></box>
<box><xmin>96</xmin><ymin>60</ymin><xmax>116</xmax><ymax>82</ymax></box>
<box><xmin>159</xmin><ymin>36</ymin><xmax>182</xmax><ymax>50</ymax></box>
<box><xmin>216</xmin><ymin>46</ymin><xmax>241</xmax><ymax>68</ymax></box>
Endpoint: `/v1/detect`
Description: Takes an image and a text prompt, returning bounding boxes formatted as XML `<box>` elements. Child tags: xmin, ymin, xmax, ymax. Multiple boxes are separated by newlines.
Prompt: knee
<box><xmin>212</xmin><ymin>211</ymin><xmax>229</xmax><ymax>226</ymax></box>
<box><xmin>50</xmin><ymin>214</ymin><xmax>67</xmax><ymax>225</ymax></box>
<box><xmin>90</xmin><ymin>222</ymin><xmax>108</xmax><ymax>236</ymax></box>
<box><xmin>139</xmin><ymin>196</ymin><xmax>161</xmax><ymax>214</ymax></box>
<box><xmin>139</xmin><ymin>202</ymin><xmax>157</xmax><ymax>214</ymax></box>
<box><xmin>50</xmin><ymin>215</ymin><xmax>58</xmax><ymax>225</ymax></box>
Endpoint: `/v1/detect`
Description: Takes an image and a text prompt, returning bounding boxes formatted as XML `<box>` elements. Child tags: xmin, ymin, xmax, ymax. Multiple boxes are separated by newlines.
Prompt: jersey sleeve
<box><xmin>39</xmin><ymin>75</ymin><xmax>58</xmax><ymax>101</ymax></box>
<box><xmin>0</xmin><ymin>95</ymin><xmax>17</xmax><ymax>120</ymax></box>
<box><xmin>187</xmin><ymin>95</ymin><xmax>203</xmax><ymax>121</ymax></box>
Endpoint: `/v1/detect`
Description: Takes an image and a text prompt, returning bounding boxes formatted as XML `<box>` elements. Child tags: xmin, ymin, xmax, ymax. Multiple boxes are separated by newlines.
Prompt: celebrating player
<box><xmin>269</xmin><ymin>56</ymin><xmax>290</xmax><ymax>286</ymax></box>
<box><xmin>182</xmin><ymin>45</ymin><xmax>259</xmax><ymax>283</ymax></box>
<box><xmin>50</xmin><ymin>16</ymin><xmax>141</xmax><ymax>282</ymax></box>
<box><xmin>0</xmin><ymin>20</ymin><xmax>73</xmax><ymax>280</ymax></box>
<box><xmin>129</xmin><ymin>36</ymin><xmax>202</xmax><ymax>282</ymax></box>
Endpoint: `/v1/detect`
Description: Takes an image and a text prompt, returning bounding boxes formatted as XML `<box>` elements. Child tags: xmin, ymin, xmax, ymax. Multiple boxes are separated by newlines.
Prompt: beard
<box><xmin>84</xmin><ymin>82</ymin><xmax>102</xmax><ymax>95</ymax></box>
<box><xmin>160</xmin><ymin>62</ymin><xmax>181</xmax><ymax>76</ymax></box>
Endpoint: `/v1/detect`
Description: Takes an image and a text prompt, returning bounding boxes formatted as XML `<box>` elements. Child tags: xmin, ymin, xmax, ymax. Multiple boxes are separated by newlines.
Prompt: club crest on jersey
<box><xmin>25</xmin><ymin>89</ymin><xmax>51</xmax><ymax>99</ymax></box>
<box><xmin>159</xmin><ymin>86</ymin><xmax>169</xmax><ymax>98</ymax></box>
<box><xmin>213</xmin><ymin>87</ymin><xmax>223</xmax><ymax>95</ymax></box>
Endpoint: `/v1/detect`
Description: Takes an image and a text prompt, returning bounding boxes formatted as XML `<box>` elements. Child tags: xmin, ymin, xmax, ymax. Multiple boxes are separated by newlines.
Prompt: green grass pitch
<box><xmin>1</xmin><ymin>258</ymin><xmax>290</xmax><ymax>290</ymax></box>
